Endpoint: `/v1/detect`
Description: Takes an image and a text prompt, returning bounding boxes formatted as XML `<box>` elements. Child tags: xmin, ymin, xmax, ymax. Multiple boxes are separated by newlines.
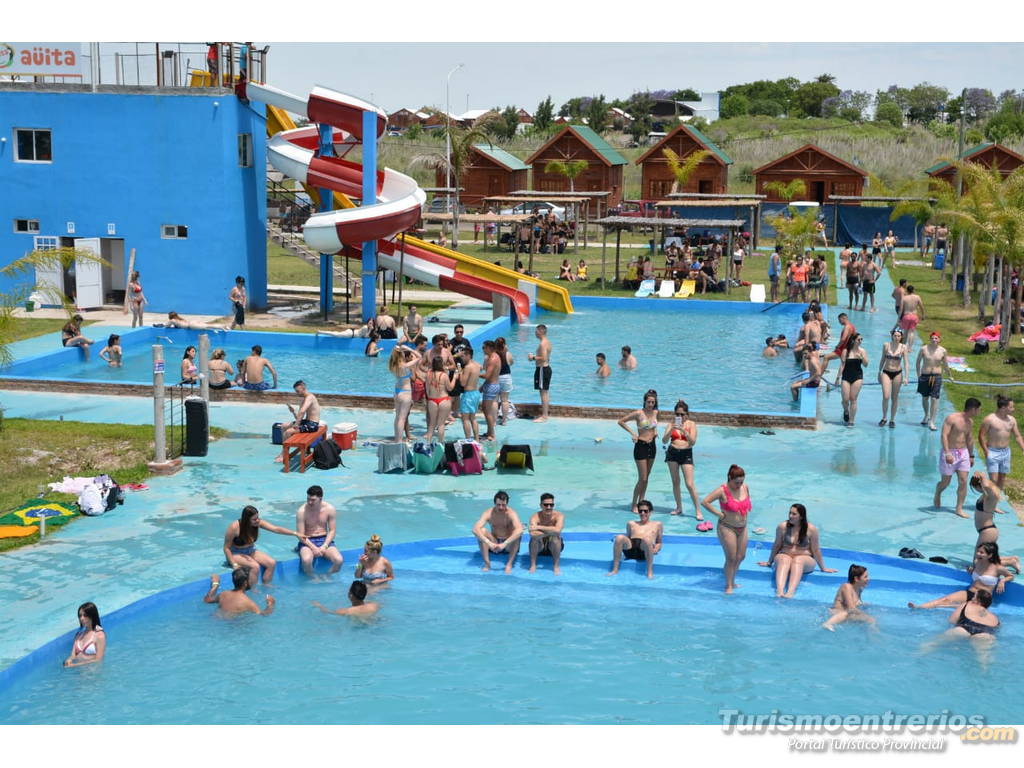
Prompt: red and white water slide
<box><xmin>249</xmin><ymin>83</ymin><xmax>531</xmax><ymax>321</ymax></box>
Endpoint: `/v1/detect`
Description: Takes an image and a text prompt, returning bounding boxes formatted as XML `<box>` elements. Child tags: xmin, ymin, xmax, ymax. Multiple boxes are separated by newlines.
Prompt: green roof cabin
<box><xmin>925</xmin><ymin>142</ymin><xmax>1024</xmax><ymax>191</ymax></box>
<box><xmin>636</xmin><ymin>123</ymin><xmax>732</xmax><ymax>199</ymax></box>
<box><xmin>435</xmin><ymin>143</ymin><xmax>530</xmax><ymax>209</ymax></box>
<box><xmin>526</xmin><ymin>124</ymin><xmax>628</xmax><ymax>212</ymax></box>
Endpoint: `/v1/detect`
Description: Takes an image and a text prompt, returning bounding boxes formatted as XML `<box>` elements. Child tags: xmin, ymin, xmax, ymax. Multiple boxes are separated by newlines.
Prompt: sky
<box><xmin>261</xmin><ymin>43</ymin><xmax>1024</xmax><ymax>114</ymax></box>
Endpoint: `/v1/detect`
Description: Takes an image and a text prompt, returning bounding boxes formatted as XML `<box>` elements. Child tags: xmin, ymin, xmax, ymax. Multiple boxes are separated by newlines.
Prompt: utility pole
<box><xmin>955</xmin><ymin>87</ymin><xmax>970</xmax><ymax>305</ymax></box>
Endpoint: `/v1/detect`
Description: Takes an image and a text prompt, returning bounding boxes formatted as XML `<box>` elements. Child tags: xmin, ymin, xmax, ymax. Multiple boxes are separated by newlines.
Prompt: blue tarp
<box><xmin>833</xmin><ymin>205</ymin><xmax>918</xmax><ymax>248</ymax></box>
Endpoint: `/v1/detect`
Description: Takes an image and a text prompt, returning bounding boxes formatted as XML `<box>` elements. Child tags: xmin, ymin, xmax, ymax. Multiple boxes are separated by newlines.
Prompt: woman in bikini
<box><xmin>61</xmin><ymin>315</ymin><xmax>94</xmax><ymax>360</ymax></box>
<box><xmin>661</xmin><ymin>399</ymin><xmax>703</xmax><ymax>520</ymax></box>
<box><xmin>364</xmin><ymin>332</ymin><xmax>382</xmax><ymax>357</ymax></box>
<box><xmin>127</xmin><ymin>270</ymin><xmax>146</xmax><ymax>328</ymax></box>
<box><xmin>98</xmin><ymin>334</ymin><xmax>123</xmax><ymax>367</ymax></box>
<box><xmin>618</xmin><ymin>389</ymin><xmax>660</xmax><ymax>513</ymax></box>
<box><xmin>63</xmin><ymin>602</ymin><xmax>106</xmax><ymax>667</ymax></box>
<box><xmin>354</xmin><ymin>534</ymin><xmax>394</xmax><ymax>589</ymax></box>
<box><xmin>919</xmin><ymin>590</ymin><xmax>999</xmax><ymax>668</ymax></box>
<box><xmin>559</xmin><ymin>259</ymin><xmax>576</xmax><ymax>282</ymax></box>
<box><xmin>207</xmin><ymin>348</ymin><xmax>235</xmax><ymax>389</ymax></box>
<box><xmin>908</xmin><ymin>542</ymin><xmax>1015</xmax><ymax>609</ymax></box>
<box><xmin>838</xmin><ymin>334</ymin><xmax>868</xmax><ymax>427</ymax></box>
<box><xmin>222</xmin><ymin>505</ymin><xmax>307</xmax><ymax>587</ymax></box>
<box><xmin>757</xmin><ymin>503</ymin><xmax>836</xmax><ymax>598</ymax></box>
<box><xmin>877</xmin><ymin>328</ymin><xmax>908</xmax><ymax>428</ymax></box>
<box><xmin>822</xmin><ymin>564</ymin><xmax>876</xmax><ymax>631</ymax></box>
<box><xmin>181</xmin><ymin>345</ymin><xmax>199</xmax><ymax>383</ymax></box>
<box><xmin>424</xmin><ymin>356</ymin><xmax>454</xmax><ymax>443</ymax></box>
<box><xmin>388</xmin><ymin>344</ymin><xmax>420</xmax><ymax>443</ymax></box>
<box><xmin>495</xmin><ymin>336</ymin><xmax>514</xmax><ymax>425</ymax></box>
<box><xmin>701</xmin><ymin>464</ymin><xmax>752</xmax><ymax>594</ymax></box>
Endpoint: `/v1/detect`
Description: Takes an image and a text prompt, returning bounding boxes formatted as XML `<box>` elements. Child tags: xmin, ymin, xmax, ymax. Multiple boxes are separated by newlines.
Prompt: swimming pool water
<box><xmin>1</xmin><ymin>543</ymin><xmax>1019</xmax><ymax>725</ymax></box>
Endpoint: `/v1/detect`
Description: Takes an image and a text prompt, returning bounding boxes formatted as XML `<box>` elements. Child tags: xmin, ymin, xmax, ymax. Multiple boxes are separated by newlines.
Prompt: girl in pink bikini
<box><xmin>701</xmin><ymin>464</ymin><xmax>752</xmax><ymax>594</ymax></box>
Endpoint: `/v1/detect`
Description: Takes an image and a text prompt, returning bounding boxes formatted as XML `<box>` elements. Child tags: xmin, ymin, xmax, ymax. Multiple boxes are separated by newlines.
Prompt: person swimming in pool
<box><xmin>908</xmin><ymin>543</ymin><xmax>1015</xmax><ymax>609</ymax></box>
<box><xmin>762</xmin><ymin>337</ymin><xmax>778</xmax><ymax>358</ymax></box>
<box><xmin>354</xmin><ymin>534</ymin><xmax>394</xmax><ymax>588</ymax></box>
<box><xmin>607</xmin><ymin>501</ymin><xmax>663</xmax><ymax>579</ymax></box>
<box><xmin>757</xmin><ymin>503</ymin><xmax>836</xmax><ymax>597</ymax></box>
<box><xmin>98</xmin><ymin>334</ymin><xmax>122</xmax><ymax>367</ymax></box>
<box><xmin>63</xmin><ymin>602</ymin><xmax>106</xmax><ymax>667</ymax></box>
<box><xmin>472</xmin><ymin>490</ymin><xmax>525</xmax><ymax>573</ymax></box>
<box><xmin>312</xmin><ymin>580</ymin><xmax>380</xmax><ymax>618</ymax></box>
<box><xmin>203</xmin><ymin>568</ymin><xmax>276</xmax><ymax>616</ymax></box>
<box><xmin>595</xmin><ymin>353</ymin><xmax>611</xmax><ymax>377</ymax></box>
<box><xmin>619</xmin><ymin>346</ymin><xmax>637</xmax><ymax>370</ymax></box>
<box><xmin>918</xmin><ymin>589</ymin><xmax>999</xmax><ymax>668</ymax></box>
<box><xmin>618</xmin><ymin>389</ymin><xmax>660</xmax><ymax>514</ymax></box>
<box><xmin>701</xmin><ymin>464</ymin><xmax>751</xmax><ymax>594</ymax></box>
<box><xmin>822</xmin><ymin>565</ymin><xmax>875</xmax><ymax>631</ymax></box>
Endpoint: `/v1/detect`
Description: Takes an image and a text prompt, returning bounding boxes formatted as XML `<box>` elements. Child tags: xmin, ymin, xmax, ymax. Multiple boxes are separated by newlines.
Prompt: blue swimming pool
<box><xmin>0</xmin><ymin>537</ymin><xmax>1019</xmax><ymax>725</ymax></box>
<box><xmin>1</xmin><ymin>299</ymin><xmax>812</xmax><ymax>415</ymax></box>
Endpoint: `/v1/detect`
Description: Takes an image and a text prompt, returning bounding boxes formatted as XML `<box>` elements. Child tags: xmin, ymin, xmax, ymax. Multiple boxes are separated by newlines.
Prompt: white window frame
<box><xmin>14</xmin><ymin>128</ymin><xmax>53</xmax><ymax>163</ymax></box>
<box><xmin>161</xmin><ymin>224</ymin><xmax>189</xmax><ymax>239</ymax></box>
<box><xmin>33</xmin><ymin>235</ymin><xmax>59</xmax><ymax>250</ymax></box>
<box><xmin>14</xmin><ymin>218</ymin><xmax>40</xmax><ymax>233</ymax></box>
<box><xmin>238</xmin><ymin>133</ymin><xmax>253</xmax><ymax>167</ymax></box>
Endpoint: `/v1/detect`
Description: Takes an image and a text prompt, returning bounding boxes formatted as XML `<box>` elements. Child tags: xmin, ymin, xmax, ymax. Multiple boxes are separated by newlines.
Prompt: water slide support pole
<box><xmin>361</xmin><ymin>110</ymin><xmax>378</xmax><ymax>322</ymax></box>
<box><xmin>317</xmin><ymin>123</ymin><xmax>335</xmax><ymax>318</ymax></box>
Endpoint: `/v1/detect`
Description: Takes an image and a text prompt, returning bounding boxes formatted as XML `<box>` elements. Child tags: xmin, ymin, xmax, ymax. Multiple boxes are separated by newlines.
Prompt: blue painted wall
<box><xmin>0</xmin><ymin>86</ymin><xmax>266</xmax><ymax>314</ymax></box>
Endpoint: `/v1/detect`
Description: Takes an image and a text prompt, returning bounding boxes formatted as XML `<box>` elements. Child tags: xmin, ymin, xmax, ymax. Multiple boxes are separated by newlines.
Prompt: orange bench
<box><xmin>281</xmin><ymin>425</ymin><xmax>327</xmax><ymax>473</ymax></box>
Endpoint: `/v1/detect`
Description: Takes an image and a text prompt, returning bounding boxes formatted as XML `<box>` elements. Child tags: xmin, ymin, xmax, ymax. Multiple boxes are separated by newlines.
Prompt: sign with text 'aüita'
<box><xmin>0</xmin><ymin>42</ymin><xmax>82</xmax><ymax>78</ymax></box>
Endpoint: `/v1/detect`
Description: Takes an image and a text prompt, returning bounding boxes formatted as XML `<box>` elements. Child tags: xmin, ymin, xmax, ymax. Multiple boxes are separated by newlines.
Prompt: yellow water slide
<box><xmin>264</xmin><ymin>104</ymin><xmax>573</xmax><ymax>314</ymax></box>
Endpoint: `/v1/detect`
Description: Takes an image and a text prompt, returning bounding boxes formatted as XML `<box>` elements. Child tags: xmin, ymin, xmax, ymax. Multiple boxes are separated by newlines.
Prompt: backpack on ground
<box><xmin>312</xmin><ymin>438</ymin><xmax>343</xmax><ymax>470</ymax></box>
<box><xmin>444</xmin><ymin>440</ymin><xmax>484</xmax><ymax>476</ymax></box>
<box><xmin>103</xmin><ymin>481</ymin><xmax>125</xmax><ymax>512</ymax></box>
<box><xmin>972</xmin><ymin>339</ymin><xmax>989</xmax><ymax>355</ymax></box>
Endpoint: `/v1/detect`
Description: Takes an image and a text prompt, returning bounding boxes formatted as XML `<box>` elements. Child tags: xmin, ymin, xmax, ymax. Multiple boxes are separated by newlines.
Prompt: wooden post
<box><xmin>614</xmin><ymin>227</ymin><xmax>622</xmax><ymax>283</ymax></box>
<box><xmin>725</xmin><ymin>228</ymin><xmax>734</xmax><ymax>295</ymax></box>
<box><xmin>601</xmin><ymin>224</ymin><xmax>607</xmax><ymax>293</ymax></box>
<box><xmin>397</xmin><ymin>233</ymin><xmax>406</xmax><ymax>321</ymax></box>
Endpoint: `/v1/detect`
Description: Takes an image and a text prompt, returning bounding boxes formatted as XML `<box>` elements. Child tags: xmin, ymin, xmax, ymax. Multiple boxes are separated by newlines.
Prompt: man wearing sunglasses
<box><xmin>528</xmin><ymin>493</ymin><xmax>564</xmax><ymax>575</ymax></box>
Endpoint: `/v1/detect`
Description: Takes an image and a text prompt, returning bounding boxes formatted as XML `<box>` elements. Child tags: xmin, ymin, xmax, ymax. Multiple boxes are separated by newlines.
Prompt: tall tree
<box><xmin>585</xmin><ymin>94</ymin><xmax>610</xmax><ymax>133</ymax></box>
<box><xmin>534</xmin><ymin>96</ymin><xmax>554</xmax><ymax>131</ymax></box>
<box><xmin>792</xmin><ymin>79</ymin><xmax>840</xmax><ymax>117</ymax></box>
<box><xmin>410</xmin><ymin>125</ymin><xmax>492</xmax><ymax>248</ymax></box>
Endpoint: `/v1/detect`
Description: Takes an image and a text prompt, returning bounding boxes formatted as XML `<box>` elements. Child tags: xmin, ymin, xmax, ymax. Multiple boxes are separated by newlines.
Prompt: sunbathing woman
<box><xmin>166</xmin><ymin>311</ymin><xmax>229</xmax><ymax>332</ymax></box>
<box><xmin>222</xmin><ymin>505</ymin><xmax>307</xmax><ymax>587</ymax></box>
<box><xmin>757</xmin><ymin>503</ymin><xmax>836</xmax><ymax>597</ymax></box>
<box><xmin>908</xmin><ymin>542</ymin><xmax>1015</xmax><ymax>609</ymax></box>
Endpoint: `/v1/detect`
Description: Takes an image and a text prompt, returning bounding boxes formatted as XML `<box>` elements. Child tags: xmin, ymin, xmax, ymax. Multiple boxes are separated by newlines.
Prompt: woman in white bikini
<box><xmin>908</xmin><ymin>542</ymin><xmax>1015</xmax><ymax>609</ymax></box>
<box><xmin>64</xmin><ymin>602</ymin><xmax>106</xmax><ymax>667</ymax></box>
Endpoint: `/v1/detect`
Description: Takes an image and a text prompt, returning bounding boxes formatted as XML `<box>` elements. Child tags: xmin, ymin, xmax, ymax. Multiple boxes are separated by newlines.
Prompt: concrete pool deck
<box><xmin>1</xmin><ymin>255</ymin><xmax>1021</xmax><ymax>671</ymax></box>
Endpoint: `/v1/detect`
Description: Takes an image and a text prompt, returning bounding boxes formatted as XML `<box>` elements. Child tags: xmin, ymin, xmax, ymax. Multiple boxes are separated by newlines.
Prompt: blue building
<box><xmin>0</xmin><ymin>83</ymin><xmax>266</xmax><ymax>314</ymax></box>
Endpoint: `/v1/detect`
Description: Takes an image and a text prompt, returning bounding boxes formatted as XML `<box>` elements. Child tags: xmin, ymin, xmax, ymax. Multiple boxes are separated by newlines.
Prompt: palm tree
<box><xmin>543</xmin><ymin>159</ymin><xmax>588</xmax><ymax>192</ymax></box>
<box><xmin>0</xmin><ymin>246</ymin><xmax>107</xmax><ymax>367</ymax></box>
<box><xmin>764</xmin><ymin>179</ymin><xmax>807</xmax><ymax>202</ymax></box>
<box><xmin>410</xmin><ymin>124</ymin><xmax>492</xmax><ymax>248</ymax></box>
<box><xmin>662</xmin><ymin>148</ymin><xmax>711</xmax><ymax>194</ymax></box>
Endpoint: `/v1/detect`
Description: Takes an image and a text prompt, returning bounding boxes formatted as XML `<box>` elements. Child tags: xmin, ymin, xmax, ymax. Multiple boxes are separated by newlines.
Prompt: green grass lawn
<box><xmin>0</xmin><ymin>419</ymin><xmax>227</xmax><ymax>552</ymax></box>
<box><xmin>890</xmin><ymin>261</ymin><xmax>1024</xmax><ymax>502</ymax></box>
<box><xmin>268</xmin><ymin>241</ymin><xmax>321</xmax><ymax>286</ymax></box>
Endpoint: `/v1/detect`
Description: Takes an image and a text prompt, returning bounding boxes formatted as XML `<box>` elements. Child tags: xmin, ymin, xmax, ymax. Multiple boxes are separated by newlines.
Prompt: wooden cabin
<box><xmin>754</xmin><ymin>144</ymin><xmax>866</xmax><ymax>203</ymax></box>
<box><xmin>387</xmin><ymin>108</ymin><xmax>427</xmax><ymax>132</ymax></box>
<box><xmin>434</xmin><ymin>144</ymin><xmax>529</xmax><ymax>209</ymax></box>
<box><xmin>636</xmin><ymin>123</ymin><xmax>731</xmax><ymax>199</ymax></box>
<box><xmin>526</xmin><ymin>124</ymin><xmax>627</xmax><ymax>210</ymax></box>
<box><xmin>925</xmin><ymin>142</ymin><xmax>1024</xmax><ymax>189</ymax></box>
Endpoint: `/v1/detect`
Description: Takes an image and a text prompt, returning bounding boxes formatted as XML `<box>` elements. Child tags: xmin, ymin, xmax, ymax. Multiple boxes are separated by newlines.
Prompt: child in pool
<box><xmin>99</xmin><ymin>334</ymin><xmax>123</xmax><ymax>367</ymax></box>
<box><xmin>822</xmin><ymin>564</ymin><xmax>876</xmax><ymax>631</ymax></box>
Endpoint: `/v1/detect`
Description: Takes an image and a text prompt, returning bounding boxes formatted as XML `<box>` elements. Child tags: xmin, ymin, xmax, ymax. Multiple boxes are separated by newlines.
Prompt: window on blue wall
<box><xmin>238</xmin><ymin>134</ymin><xmax>253</xmax><ymax>167</ymax></box>
<box><xmin>14</xmin><ymin>129</ymin><xmax>52</xmax><ymax>162</ymax></box>
<box><xmin>161</xmin><ymin>225</ymin><xmax>189</xmax><ymax>239</ymax></box>
<box><xmin>14</xmin><ymin>219</ymin><xmax>40</xmax><ymax>233</ymax></box>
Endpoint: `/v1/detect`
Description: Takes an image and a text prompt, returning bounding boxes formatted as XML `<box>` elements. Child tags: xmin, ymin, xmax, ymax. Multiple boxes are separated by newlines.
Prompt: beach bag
<box><xmin>377</xmin><ymin>442</ymin><xmax>411</xmax><ymax>473</ymax></box>
<box><xmin>411</xmin><ymin>441</ymin><xmax>444</xmax><ymax>474</ymax></box>
<box><xmin>444</xmin><ymin>440</ymin><xmax>483</xmax><ymax>476</ymax></box>
<box><xmin>103</xmin><ymin>481</ymin><xmax>125</xmax><ymax>512</ymax></box>
<box><xmin>498</xmin><ymin>444</ymin><xmax>534</xmax><ymax>472</ymax></box>
<box><xmin>77</xmin><ymin>484</ymin><xmax>106</xmax><ymax>516</ymax></box>
<box><xmin>972</xmin><ymin>339</ymin><xmax>989</xmax><ymax>355</ymax></box>
<box><xmin>313</xmin><ymin>438</ymin><xmax>343</xmax><ymax>470</ymax></box>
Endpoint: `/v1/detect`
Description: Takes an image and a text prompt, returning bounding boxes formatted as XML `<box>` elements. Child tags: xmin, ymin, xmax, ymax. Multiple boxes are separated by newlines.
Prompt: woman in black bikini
<box><xmin>877</xmin><ymin>328</ymin><xmax>908</xmax><ymax>428</ymax></box>
<box><xmin>661</xmin><ymin>399</ymin><xmax>702</xmax><ymax>520</ymax></box>
<box><xmin>920</xmin><ymin>590</ymin><xmax>999</xmax><ymax>668</ymax></box>
<box><xmin>838</xmin><ymin>334</ymin><xmax>868</xmax><ymax>427</ymax></box>
<box><xmin>618</xmin><ymin>390</ymin><xmax>659</xmax><ymax>513</ymax></box>
<box><xmin>61</xmin><ymin>315</ymin><xmax>94</xmax><ymax>360</ymax></box>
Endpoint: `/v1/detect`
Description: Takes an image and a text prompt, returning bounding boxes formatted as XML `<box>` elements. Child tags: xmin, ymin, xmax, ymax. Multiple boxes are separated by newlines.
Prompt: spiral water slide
<box><xmin>251</xmin><ymin>83</ymin><xmax>558</xmax><ymax>321</ymax></box>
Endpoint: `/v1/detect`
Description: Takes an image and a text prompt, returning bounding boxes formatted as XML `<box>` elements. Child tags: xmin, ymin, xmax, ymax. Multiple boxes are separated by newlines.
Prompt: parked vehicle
<box><xmin>424</xmin><ymin>197</ymin><xmax>466</xmax><ymax>215</ymax></box>
<box><xmin>610</xmin><ymin>200</ymin><xmax>666</xmax><ymax>218</ymax></box>
<box><xmin>498</xmin><ymin>201</ymin><xmax>566</xmax><ymax>220</ymax></box>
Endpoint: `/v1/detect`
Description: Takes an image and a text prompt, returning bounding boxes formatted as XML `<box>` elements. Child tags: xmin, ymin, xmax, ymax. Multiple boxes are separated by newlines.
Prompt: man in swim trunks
<box><xmin>458</xmin><ymin>345</ymin><xmax>482</xmax><ymax>441</ymax></box>
<box><xmin>228</xmin><ymin>276</ymin><xmax>247</xmax><ymax>330</ymax></box>
<box><xmin>978</xmin><ymin>395</ymin><xmax>1024</xmax><ymax>492</ymax></box>
<box><xmin>479</xmin><ymin>340</ymin><xmax>501</xmax><ymax>441</ymax></box>
<box><xmin>893</xmin><ymin>278</ymin><xmax>907</xmax><ymax>320</ymax></box>
<box><xmin>280</xmin><ymin>380</ymin><xmax>321</xmax><ymax>443</ymax></box>
<box><xmin>528</xmin><ymin>493</ymin><xmax>565</xmax><ymax>575</ymax></box>
<box><xmin>608</xmin><ymin>500</ymin><xmax>663</xmax><ymax>579</ymax></box>
<box><xmin>790</xmin><ymin>342</ymin><xmax>823</xmax><ymax>401</ymax></box>
<box><xmin>898</xmin><ymin>285</ymin><xmax>925</xmax><ymax>355</ymax></box>
<box><xmin>934</xmin><ymin>397</ymin><xmax>982</xmax><ymax>519</ymax></box>
<box><xmin>472</xmin><ymin>490</ymin><xmax>524</xmax><ymax>573</ymax></box>
<box><xmin>203</xmin><ymin>568</ymin><xmax>275</xmax><ymax>616</ymax></box>
<box><xmin>916</xmin><ymin>332</ymin><xmax>948</xmax><ymax>431</ymax></box>
<box><xmin>400</xmin><ymin>304</ymin><xmax>424</xmax><ymax>343</ymax></box>
<box><xmin>595</xmin><ymin>353</ymin><xmax>611</xmax><ymax>377</ymax></box>
<box><xmin>295</xmin><ymin>485</ymin><xmax>344</xmax><ymax>577</ymax></box>
<box><xmin>528</xmin><ymin>324</ymin><xmax>552</xmax><ymax>422</ymax></box>
<box><xmin>239</xmin><ymin>345</ymin><xmax>277</xmax><ymax>390</ymax></box>
<box><xmin>820</xmin><ymin>313</ymin><xmax>855</xmax><ymax>378</ymax></box>
<box><xmin>619</xmin><ymin>345</ymin><xmax>638</xmax><ymax>370</ymax></box>
<box><xmin>935</xmin><ymin>223</ymin><xmax>949</xmax><ymax>254</ymax></box>
<box><xmin>859</xmin><ymin>254</ymin><xmax>880</xmax><ymax>313</ymax></box>
<box><xmin>792</xmin><ymin>311</ymin><xmax>822</xmax><ymax>366</ymax></box>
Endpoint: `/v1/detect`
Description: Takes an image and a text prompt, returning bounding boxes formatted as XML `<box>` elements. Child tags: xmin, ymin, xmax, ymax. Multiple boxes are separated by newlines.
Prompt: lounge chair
<box><xmin>634</xmin><ymin>279</ymin><xmax>656</xmax><ymax>297</ymax></box>
<box><xmin>674</xmin><ymin>280</ymin><xmax>696</xmax><ymax>298</ymax></box>
<box><xmin>657</xmin><ymin>279</ymin><xmax>676</xmax><ymax>297</ymax></box>
<box><xmin>749</xmin><ymin>283</ymin><xmax>766</xmax><ymax>302</ymax></box>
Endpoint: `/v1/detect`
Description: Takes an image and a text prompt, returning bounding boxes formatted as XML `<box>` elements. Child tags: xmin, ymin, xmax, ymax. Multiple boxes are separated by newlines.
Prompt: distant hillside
<box><xmin>375</xmin><ymin>119</ymin><xmax>1024</xmax><ymax>203</ymax></box>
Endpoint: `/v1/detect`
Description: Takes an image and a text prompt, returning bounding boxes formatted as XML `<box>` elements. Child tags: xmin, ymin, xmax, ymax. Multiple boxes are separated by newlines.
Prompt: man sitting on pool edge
<box><xmin>237</xmin><ymin>345</ymin><xmax>278</xmax><ymax>391</ymax></box>
<box><xmin>608</xmin><ymin>500</ymin><xmax>663</xmax><ymax>579</ymax></box>
<box><xmin>528</xmin><ymin>493</ymin><xmax>565</xmax><ymax>575</ymax></box>
<box><xmin>472</xmin><ymin>490</ymin><xmax>525</xmax><ymax>573</ymax></box>
<box><xmin>203</xmin><ymin>568</ymin><xmax>276</xmax><ymax>616</ymax></box>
